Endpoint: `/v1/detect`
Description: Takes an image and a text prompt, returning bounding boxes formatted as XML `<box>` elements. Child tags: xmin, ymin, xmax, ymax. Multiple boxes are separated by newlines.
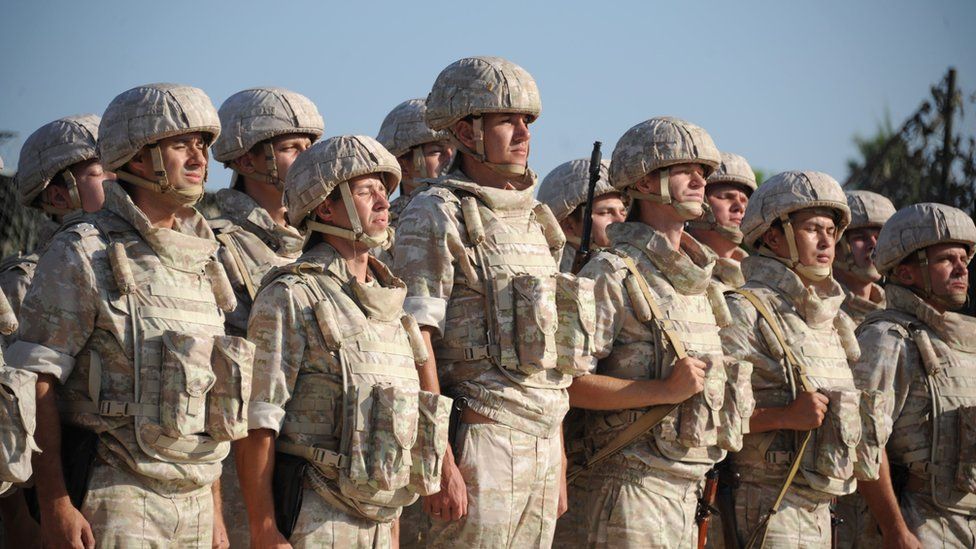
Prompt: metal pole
<box><xmin>940</xmin><ymin>67</ymin><xmax>956</xmax><ymax>188</ymax></box>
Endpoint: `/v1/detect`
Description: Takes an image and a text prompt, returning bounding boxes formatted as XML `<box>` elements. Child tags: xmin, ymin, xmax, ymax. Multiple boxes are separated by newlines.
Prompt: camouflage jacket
<box><xmin>392</xmin><ymin>168</ymin><xmax>569</xmax><ymax>438</ymax></box>
<box><xmin>839</xmin><ymin>280</ymin><xmax>886</xmax><ymax>325</ymax></box>
<box><xmin>208</xmin><ymin>188</ymin><xmax>304</xmax><ymax>336</ymax></box>
<box><xmin>0</xmin><ymin>253</ymin><xmax>36</xmax><ymax>349</ymax></box>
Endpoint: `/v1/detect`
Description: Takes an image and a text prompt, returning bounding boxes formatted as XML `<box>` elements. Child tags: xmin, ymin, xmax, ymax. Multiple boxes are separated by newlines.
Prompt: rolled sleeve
<box><xmin>247</xmin><ymin>280</ymin><xmax>307</xmax><ymax>421</ymax></box>
<box><xmin>247</xmin><ymin>401</ymin><xmax>286</xmax><ymax>434</ymax></box>
<box><xmin>4</xmin><ymin>341</ymin><xmax>75</xmax><ymax>384</ymax></box>
<box><xmin>393</xmin><ymin>194</ymin><xmax>459</xmax><ymax>320</ymax></box>
<box><xmin>403</xmin><ymin>296</ymin><xmax>447</xmax><ymax>335</ymax></box>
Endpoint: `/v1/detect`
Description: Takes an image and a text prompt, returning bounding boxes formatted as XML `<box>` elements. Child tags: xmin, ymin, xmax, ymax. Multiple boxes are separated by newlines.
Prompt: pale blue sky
<box><xmin>1</xmin><ymin>0</ymin><xmax>973</xmax><ymax>189</ymax></box>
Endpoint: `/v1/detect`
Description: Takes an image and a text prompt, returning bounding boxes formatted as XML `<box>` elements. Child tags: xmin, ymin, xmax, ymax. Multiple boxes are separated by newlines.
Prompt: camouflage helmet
<box><xmin>537</xmin><ymin>158</ymin><xmax>616</xmax><ymax>222</ymax></box>
<box><xmin>875</xmin><ymin>203</ymin><xmax>976</xmax><ymax>275</ymax></box>
<box><xmin>610</xmin><ymin>117</ymin><xmax>721</xmax><ymax>220</ymax></box>
<box><xmin>742</xmin><ymin>171</ymin><xmax>850</xmax><ymax>281</ymax></box>
<box><xmin>834</xmin><ymin>190</ymin><xmax>897</xmax><ymax>282</ymax></box>
<box><xmin>426</xmin><ymin>56</ymin><xmax>540</xmax><ymax>178</ymax></box>
<box><xmin>98</xmin><ymin>83</ymin><xmax>219</xmax><ymax>204</ymax></box>
<box><xmin>377</xmin><ymin>98</ymin><xmax>451</xmax><ymax>180</ymax></box>
<box><xmin>16</xmin><ymin>114</ymin><xmax>100</xmax><ymax>212</ymax></box>
<box><xmin>284</xmin><ymin>135</ymin><xmax>400</xmax><ymax>248</ymax></box>
<box><xmin>707</xmin><ymin>152</ymin><xmax>757</xmax><ymax>194</ymax></box>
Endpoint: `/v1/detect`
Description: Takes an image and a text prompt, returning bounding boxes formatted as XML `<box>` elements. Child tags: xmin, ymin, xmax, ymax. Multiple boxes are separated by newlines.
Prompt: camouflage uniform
<box><xmin>854</xmin><ymin>203</ymin><xmax>976</xmax><ymax>548</ymax></box>
<box><xmin>247</xmin><ymin>135</ymin><xmax>450</xmax><ymax>548</ymax></box>
<box><xmin>5</xmin><ymin>84</ymin><xmax>253</xmax><ymax>548</ymax></box>
<box><xmin>395</xmin><ymin>57</ymin><xmax>571</xmax><ymax>548</ymax></box>
<box><xmin>567</xmin><ymin>118</ymin><xmax>753</xmax><ymax>548</ymax></box>
<box><xmin>831</xmin><ymin>190</ymin><xmax>896</xmax><ymax>549</ymax></box>
<box><xmin>721</xmin><ymin>172</ymin><xmax>888</xmax><ymax>548</ymax></box>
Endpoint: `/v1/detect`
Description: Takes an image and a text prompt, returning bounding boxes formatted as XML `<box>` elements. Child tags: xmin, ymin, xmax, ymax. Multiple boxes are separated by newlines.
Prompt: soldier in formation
<box><xmin>1</xmin><ymin>55</ymin><xmax>974</xmax><ymax>549</ymax></box>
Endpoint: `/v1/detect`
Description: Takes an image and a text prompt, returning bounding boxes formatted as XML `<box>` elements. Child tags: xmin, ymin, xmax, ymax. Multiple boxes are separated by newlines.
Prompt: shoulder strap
<box><xmin>567</xmin><ymin>255</ymin><xmax>689</xmax><ymax>483</ymax></box>
<box><xmin>729</xmin><ymin>289</ymin><xmax>808</xmax><ymax>388</ymax></box>
<box><xmin>215</xmin><ymin>231</ymin><xmax>257</xmax><ymax>300</ymax></box>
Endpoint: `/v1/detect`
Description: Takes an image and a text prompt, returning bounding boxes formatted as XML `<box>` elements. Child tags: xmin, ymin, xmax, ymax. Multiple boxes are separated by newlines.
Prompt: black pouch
<box><xmin>272</xmin><ymin>452</ymin><xmax>309</xmax><ymax>540</ymax></box>
<box><xmin>27</xmin><ymin>423</ymin><xmax>97</xmax><ymax>523</ymax></box>
<box><xmin>447</xmin><ymin>396</ymin><xmax>468</xmax><ymax>455</ymax></box>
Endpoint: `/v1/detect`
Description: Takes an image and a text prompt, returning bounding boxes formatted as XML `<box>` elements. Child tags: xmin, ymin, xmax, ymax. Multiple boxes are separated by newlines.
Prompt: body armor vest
<box><xmin>433</xmin><ymin>178</ymin><xmax>573</xmax><ymax>389</ymax></box>
<box><xmin>270</xmin><ymin>248</ymin><xmax>451</xmax><ymax>522</ymax></box>
<box><xmin>732</xmin><ymin>257</ymin><xmax>869</xmax><ymax>497</ymax></box>
<box><xmin>840</xmin><ymin>282</ymin><xmax>885</xmax><ymax>325</ymax></box>
<box><xmin>584</xmin><ymin>225</ymin><xmax>752</xmax><ymax>479</ymax></box>
<box><xmin>57</xmin><ymin>193</ymin><xmax>252</xmax><ymax>484</ymax></box>
<box><xmin>866</xmin><ymin>285</ymin><xmax>976</xmax><ymax>514</ymax></box>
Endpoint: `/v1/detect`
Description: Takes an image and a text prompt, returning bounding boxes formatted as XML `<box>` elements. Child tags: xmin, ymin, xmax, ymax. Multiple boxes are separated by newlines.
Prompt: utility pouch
<box><xmin>676</xmin><ymin>355</ymin><xmax>727</xmax><ymax>448</ymax></box>
<box><xmin>554</xmin><ymin>273</ymin><xmax>596</xmax><ymax>376</ymax></box>
<box><xmin>718</xmin><ymin>359</ymin><xmax>754</xmax><ymax>452</ymax></box>
<box><xmin>814</xmin><ymin>388</ymin><xmax>861</xmax><ymax>481</ymax></box>
<box><xmin>409</xmin><ymin>391</ymin><xmax>452</xmax><ymax>495</ymax></box>
<box><xmin>160</xmin><ymin>331</ymin><xmax>216</xmax><ymax>438</ymax></box>
<box><xmin>511</xmin><ymin>274</ymin><xmax>558</xmax><ymax>374</ymax></box>
<box><xmin>0</xmin><ymin>368</ymin><xmax>39</xmax><ymax>485</ymax></box>
<box><xmin>854</xmin><ymin>389</ymin><xmax>892</xmax><ymax>481</ymax></box>
<box><xmin>448</xmin><ymin>396</ymin><xmax>468</xmax><ymax>455</ymax></box>
<box><xmin>370</xmin><ymin>385</ymin><xmax>418</xmax><ymax>491</ymax></box>
<box><xmin>272</xmin><ymin>452</ymin><xmax>308</xmax><ymax>540</ymax></box>
<box><xmin>955</xmin><ymin>406</ymin><xmax>976</xmax><ymax>494</ymax></box>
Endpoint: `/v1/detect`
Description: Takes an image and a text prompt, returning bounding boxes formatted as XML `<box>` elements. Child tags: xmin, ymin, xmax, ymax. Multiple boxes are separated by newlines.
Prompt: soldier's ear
<box><xmin>126</xmin><ymin>147</ymin><xmax>152</xmax><ymax>179</ymax></box>
<box><xmin>892</xmin><ymin>263</ymin><xmax>917</xmax><ymax>287</ymax></box>
<box><xmin>314</xmin><ymin>200</ymin><xmax>335</xmax><ymax>223</ymax></box>
<box><xmin>44</xmin><ymin>184</ymin><xmax>72</xmax><ymax>210</ymax></box>
<box><xmin>453</xmin><ymin>119</ymin><xmax>476</xmax><ymax>151</ymax></box>
<box><xmin>634</xmin><ymin>172</ymin><xmax>660</xmax><ymax>195</ymax></box>
<box><xmin>232</xmin><ymin>153</ymin><xmax>257</xmax><ymax>175</ymax></box>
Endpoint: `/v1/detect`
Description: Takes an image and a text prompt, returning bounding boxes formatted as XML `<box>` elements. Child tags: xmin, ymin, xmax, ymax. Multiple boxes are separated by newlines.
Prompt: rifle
<box><xmin>570</xmin><ymin>141</ymin><xmax>603</xmax><ymax>275</ymax></box>
<box><xmin>732</xmin><ymin>289</ymin><xmax>817</xmax><ymax>549</ymax></box>
<box><xmin>697</xmin><ymin>467</ymin><xmax>721</xmax><ymax>549</ymax></box>
<box><xmin>716</xmin><ymin>460</ymin><xmax>743</xmax><ymax>549</ymax></box>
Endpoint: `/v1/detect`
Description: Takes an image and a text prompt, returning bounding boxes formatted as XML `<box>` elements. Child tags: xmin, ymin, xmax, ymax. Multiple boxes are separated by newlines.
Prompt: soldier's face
<box><xmin>844</xmin><ymin>227</ymin><xmax>881</xmax><ymax>270</ymax></box>
<box><xmin>155</xmin><ymin>133</ymin><xmax>209</xmax><ymax>189</ymax></box>
<box><xmin>481</xmin><ymin>113</ymin><xmax>531</xmax><ymax>167</ymax></box>
<box><xmin>397</xmin><ymin>141</ymin><xmax>454</xmax><ymax>182</ymax></box>
<box><xmin>325</xmin><ymin>174</ymin><xmax>390</xmax><ymax>236</ymax></box>
<box><xmin>70</xmin><ymin>159</ymin><xmax>110</xmax><ymax>212</ymax></box>
<box><xmin>269</xmin><ymin>134</ymin><xmax>312</xmax><ymax>181</ymax></box>
<box><xmin>590</xmin><ymin>193</ymin><xmax>628</xmax><ymax>247</ymax></box>
<box><xmin>790</xmin><ymin>211</ymin><xmax>837</xmax><ymax>267</ymax></box>
<box><xmin>896</xmin><ymin>243</ymin><xmax>970</xmax><ymax>308</ymax></box>
<box><xmin>705</xmin><ymin>183</ymin><xmax>749</xmax><ymax>228</ymax></box>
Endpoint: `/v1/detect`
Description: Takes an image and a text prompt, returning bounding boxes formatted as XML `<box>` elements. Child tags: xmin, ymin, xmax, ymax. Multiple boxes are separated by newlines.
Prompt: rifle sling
<box><xmin>567</xmin><ymin>256</ymin><xmax>687</xmax><ymax>482</ymax></box>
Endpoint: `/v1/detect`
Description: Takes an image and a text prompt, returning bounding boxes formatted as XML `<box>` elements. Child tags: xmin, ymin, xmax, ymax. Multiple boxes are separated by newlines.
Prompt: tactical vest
<box><xmin>0</xmin><ymin>254</ymin><xmax>38</xmax><ymax>348</ymax></box>
<box><xmin>840</xmin><ymin>283</ymin><xmax>885</xmax><ymax>325</ymax></box>
<box><xmin>585</xmin><ymin>250</ymin><xmax>738</xmax><ymax>471</ymax></box>
<box><xmin>433</xmin><ymin>180</ymin><xmax>575</xmax><ymax>389</ymax></box>
<box><xmin>58</xmin><ymin>211</ymin><xmax>253</xmax><ymax>475</ymax></box>
<box><xmin>271</xmin><ymin>255</ymin><xmax>451</xmax><ymax>522</ymax></box>
<box><xmin>0</xmin><ymin>365</ymin><xmax>38</xmax><ymax>496</ymax></box>
<box><xmin>731</xmin><ymin>282</ymin><xmax>873</xmax><ymax>497</ymax></box>
<box><xmin>866</xmin><ymin>285</ymin><xmax>976</xmax><ymax>514</ymax></box>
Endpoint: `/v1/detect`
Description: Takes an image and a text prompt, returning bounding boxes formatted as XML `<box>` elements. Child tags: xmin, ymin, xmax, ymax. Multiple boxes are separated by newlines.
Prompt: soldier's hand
<box><xmin>424</xmin><ymin>450</ymin><xmax>467</xmax><ymax>521</ymax></box>
<box><xmin>249</xmin><ymin>525</ymin><xmax>291</xmax><ymax>549</ymax></box>
<box><xmin>782</xmin><ymin>391</ymin><xmax>829</xmax><ymax>431</ymax></box>
<box><xmin>41</xmin><ymin>498</ymin><xmax>94</xmax><ymax>549</ymax></box>
<box><xmin>211</xmin><ymin>513</ymin><xmax>230</xmax><ymax>549</ymax></box>
<box><xmin>663</xmin><ymin>356</ymin><xmax>707</xmax><ymax>403</ymax></box>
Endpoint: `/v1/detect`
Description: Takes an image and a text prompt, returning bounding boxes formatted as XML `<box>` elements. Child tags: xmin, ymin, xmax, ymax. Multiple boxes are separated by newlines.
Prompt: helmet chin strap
<box><xmin>411</xmin><ymin>147</ymin><xmax>434</xmax><ymax>180</ymax></box>
<box><xmin>628</xmin><ymin>168</ymin><xmax>703</xmax><ymax>221</ymax></box>
<box><xmin>305</xmin><ymin>181</ymin><xmax>393</xmax><ymax>249</ymax></box>
<box><xmin>913</xmin><ymin>249</ymin><xmax>967</xmax><ymax>310</ymax></box>
<box><xmin>449</xmin><ymin>117</ymin><xmax>531</xmax><ymax>182</ymax></box>
<box><xmin>776</xmin><ymin>214</ymin><xmax>832</xmax><ymax>281</ymax></box>
<box><xmin>41</xmin><ymin>168</ymin><xmax>84</xmax><ymax>217</ymax></box>
<box><xmin>116</xmin><ymin>145</ymin><xmax>206</xmax><ymax>206</ymax></box>
<box><xmin>233</xmin><ymin>142</ymin><xmax>283</xmax><ymax>192</ymax></box>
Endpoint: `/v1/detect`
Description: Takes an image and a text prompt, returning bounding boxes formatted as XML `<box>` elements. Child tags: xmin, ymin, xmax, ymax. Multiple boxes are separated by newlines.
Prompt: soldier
<box><xmin>236</xmin><ymin>135</ymin><xmax>450</xmax><ymax>547</ymax></box>
<box><xmin>565</xmin><ymin>117</ymin><xmax>753</xmax><ymax>547</ymax></box>
<box><xmin>855</xmin><ymin>203</ymin><xmax>976</xmax><ymax>548</ymax></box>
<box><xmin>376</xmin><ymin>98</ymin><xmax>455</xmax><ymax>226</ymax></box>
<box><xmin>537</xmin><ymin>158</ymin><xmax>628</xmax><ymax>273</ymax></box>
<box><xmin>830</xmin><ymin>190</ymin><xmax>896</xmax><ymax>549</ymax></box>
<box><xmin>208</xmin><ymin>87</ymin><xmax>323</xmax><ymax>548</ymax></box>
<box><xmin>5</xmin><ymin>83</ymin><xmax>254</xmax><ymax>548</ymax></box>
<box><xmin>687</xmin><ymin>151</ymin><xmax>757</xmax><ymax>291</ymax></box>
<box><xmin>393</xmin><ymin>56</ymin><xmax>571</xmax><ymax>547</ymax></box>
<box><xmin>721</xmin><ymin>171</ymin><xmax>888</xmax><ymax>547</ymax></box>
<box><xmin>1</xmin><ymin>115</ymin><xmax>109</xmax><ymax>350</ymax></box>
<box><xmin>832</xmin><ymin>190</ymin><xmax>897</xmax><ymax>324</ymax></box>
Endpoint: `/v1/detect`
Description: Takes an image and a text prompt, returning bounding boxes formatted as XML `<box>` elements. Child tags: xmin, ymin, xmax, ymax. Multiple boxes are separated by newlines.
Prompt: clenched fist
<box><xmin>782</xmin><ymin>391</ymin><xmax>829</xmax><ymax>431</ymax></box>
<box><xmin>663</xmin><ymin>356</ymin><xmax>707</xmax><ymax>403</ymax></box>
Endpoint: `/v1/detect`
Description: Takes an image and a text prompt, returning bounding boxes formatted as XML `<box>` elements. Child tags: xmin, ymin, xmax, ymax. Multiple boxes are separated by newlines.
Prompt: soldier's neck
<box><xmin>637</xmin><ymin>201</ymin><xmax>685</xmax><ymax>251</ymax></box>
<box><xmin>689</xmin><ymin>228</ymin><xmax>738</xmax><ymax>259</ymax></box>
<box><xmin>401</xmin><ymin>179</ymin><xmax>419</xmax><ymax>196</ymax></box>
<box><xmin>243</xmin><ymin>178</ymin><xmax>289</xmax><ymax>227</ymax></box>
<box><xmin>127</xmin><ymin>185</ymin><xmax>183</xmax><ymax>230</ymax></box>
<box><xmin>834</xmin><ymin>269</ymin><xmax>875</xmax><ymax>300</ymax></box>
<box><xmin>459</xmin><ymin>154</ymin><xmax>529</xmax><ymax>191</ymax></box>
<box><xmin>323</xmin><ymin>234</ymin><xmax>371</xmax><ymax>284</ymax></box>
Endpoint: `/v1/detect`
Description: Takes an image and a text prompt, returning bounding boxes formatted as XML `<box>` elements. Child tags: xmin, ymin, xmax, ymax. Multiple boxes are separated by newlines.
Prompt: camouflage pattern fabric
<box><xmin>558</xmin><ymin>244</ymin><xmax>578</xmax><ymax>274</ymax></box>
<box><xmin>711</xmin><ymin>249</ymin><xmax>748</xmax><ymax>292</ymax></box>
<box><xmin>552</xmin><ymin>464</ymin><xmax>593</xmax><ymax>548</ymax></box>
<box><xmin>733</xmin><ymin>481</ymin><xmax>831</xmax><ymax>547</ymax></box>
<box><xmin>289</xmin><ymin>477</ymin><xmax>393</xmax><ymax>548</ymax></box>
<box><xmin>838</xmin><ymin>280</ymin><xmax>886</xmax><ymax>325</ymax></box>
<box><xmin>80</xmin><ymin>460</ymin><xmax>214</xmax><ymax>548</ymax></box>
<box><xmin>854</xmin><ymin>283</ymin><xmax>976</xmax><ymax>544</ymax></box>
<box><xmin>579</xmin><ymin>456</ymin><xmax>700</xmax><ymax>549</ymax></box>
<box><xmin>392</xmin><ymin>168</ymin><xmax>569</xmax><ymax>438</ymax></box>
<box><xmin>0</xmin><ymin>254</ymin><xmax>36</xmax><ymax>350</ymax></box>
<box><xmin>427</xmin><ymin>422</ymin><xmax>562</xmax><ymax>548</ymax></box>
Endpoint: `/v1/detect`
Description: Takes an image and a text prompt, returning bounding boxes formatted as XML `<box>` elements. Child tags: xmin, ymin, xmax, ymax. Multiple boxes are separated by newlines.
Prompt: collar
<box><xmin>885</xmin><ymin>284</ymin><xmax>976</xmax><ymax>353</ymax></box>
<box><xmin>215</xmin><ymin>188</ymin><xmax>304</xmax><ymax>256</ymax></box>
<box><xmin>608</xmin><ymin>222</ymin><xmax>715</xmax><ymax>295</ymax></box>
<box><xmin>434</xmin><ymin>168</ymin><xmax>539</xmax><ymax>212</ymax></box>
<box><xmin>742</xmin><ymin>254</ymin><xmax>845</xmax><ymax>327</ymax></box>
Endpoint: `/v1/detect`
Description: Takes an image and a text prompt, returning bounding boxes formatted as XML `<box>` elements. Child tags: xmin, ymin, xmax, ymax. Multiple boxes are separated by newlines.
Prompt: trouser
<box><xmin>427</xmin><ymin>422</ymin><xmax>562</xmax><ymax>549</ymax></box>
<box><xmin>734</xmin><ymin>480</ymin><xmax>830</xmax><ymax>548</ymax></box>
<box><xmin>80</xmin><ymin>461</ymin><xmax>214</xmax><ymax>549</ymax></box>
<box><xmin>219</xmin><ymin>447</ymin><xmax>249</xmax><ymax>549</ymax></box>
<box><xmin>833</xmin><ymin>492</ymin><xmax>882</xmax><ymax>549</ymax></box>
<box><xmin>290</xmin><ymin>478</ymin><xmax>392</xmax><ymax>549</ymax></box>
<box><xmin>581</xmin><ymin>459</ymin><xmax>700</xmax><ymax>549</ymax></box>
<box><xmin>901</xmin><ymin>490</ymin><xmax>976</xmax><ymax>549</ymax></box>
<box><xmin>552</xmin><ymin>468</ymin><xmax>594</xmax><ymax>548</ymax></box>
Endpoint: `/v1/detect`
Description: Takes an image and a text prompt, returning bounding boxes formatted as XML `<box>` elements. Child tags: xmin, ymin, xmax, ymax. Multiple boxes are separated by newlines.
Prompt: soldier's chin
<box><xmin>943</xmin><ymin>291</ymin><xmax>969</xmax><ymax>310</ymax></box>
